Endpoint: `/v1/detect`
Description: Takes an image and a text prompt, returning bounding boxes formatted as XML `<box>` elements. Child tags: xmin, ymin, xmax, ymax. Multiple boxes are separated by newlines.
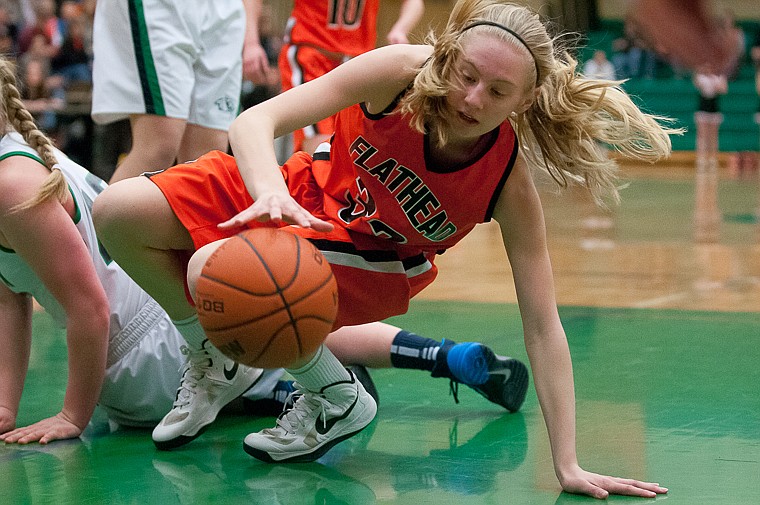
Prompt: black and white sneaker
<box><xmin>152</xmin><ymin>340</ymin><xmax>263</xmax><ymax>450</ymax></box>
<box><xmin>243</xmin><ymin>369</ymin><xmax>377</xmax><ymax>463</ymax></box>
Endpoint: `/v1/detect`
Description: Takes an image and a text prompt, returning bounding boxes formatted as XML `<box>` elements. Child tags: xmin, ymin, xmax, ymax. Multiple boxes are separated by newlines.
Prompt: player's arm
<box><xmin>0</xmin><ymin>280</ymin><xmax>33</xmax><ymax>435</ymax></box>
<box><xmin>493</xmin><ymin>156</ymin><xmax>667</xmax><ymax>499</ymax></box>
<box><xmin>387</xmin><ymin>0</ymin><xmax>425</xmax><ymax>45</ymax></box>
<box><xmin>0</xmin><ymin>158</ymin><xmax>110</xmax><ymax>444</ymax></box>
<box><xmin>224</xmin><ymin>43</ymin><xmax>432</xmax><ymax>230</ymax></box>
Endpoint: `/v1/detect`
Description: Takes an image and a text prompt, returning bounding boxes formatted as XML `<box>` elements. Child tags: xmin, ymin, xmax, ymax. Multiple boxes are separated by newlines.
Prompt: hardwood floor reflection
<box><xmin>419</xmin><ymin>162</ymin><xmax>760</xmax><ymax>312</ymax></box>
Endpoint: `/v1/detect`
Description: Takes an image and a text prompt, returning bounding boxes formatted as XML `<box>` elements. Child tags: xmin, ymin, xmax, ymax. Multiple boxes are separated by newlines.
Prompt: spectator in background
<box><xmin>0</xmin><ymin>24</ymin><xmax>14</xmax><ymax>59</ymax></box>
<box><xmin>613</xmin><ymin>16</ymin><xmax>658</xmax><ymax>79</ymax></box>
<box><xmin>0</xmin><ymin>2</ymin><xmax>19</xmax><ymax>58</ymax></box>
<box><xmin>17</xmin><ymin>0</ymin><xmax>61</xmax><ymax>59</ymax></box>
<box><xmin>20</xmin><ymin>56</ymin><xmax>63</xmax><ymax>133</ymax></box>
<box><xmin>583</xmin><ymin>49</ymin><xmax>616</xmax><ymax>80</ymax></box>
<box><xmin>50</xmin><ymin>7</ymin><xmax>91</xmax><ymax>86</ymax></box>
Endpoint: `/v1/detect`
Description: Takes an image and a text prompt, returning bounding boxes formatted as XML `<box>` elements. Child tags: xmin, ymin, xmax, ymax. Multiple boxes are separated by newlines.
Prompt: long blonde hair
<box><xmin>0</xmin><ymin>57</ymin><xmax>65</xmax><ymax>212</ymax></box>
<box><xmin>400</xmin><ymin>0</ymin><xmax>681</xmax><ymax>205</ymax></box>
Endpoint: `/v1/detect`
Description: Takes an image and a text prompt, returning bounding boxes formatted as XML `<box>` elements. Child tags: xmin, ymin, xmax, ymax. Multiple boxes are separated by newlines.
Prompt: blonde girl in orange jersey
<box><xmin>94</xmin><ymin>0</ymin><xmax>677</xmax><ymax>496</ymax></box>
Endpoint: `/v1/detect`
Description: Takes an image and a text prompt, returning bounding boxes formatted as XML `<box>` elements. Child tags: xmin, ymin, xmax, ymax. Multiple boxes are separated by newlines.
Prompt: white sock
<box><xmin>286</xmin><ymin>345</ymin><xmax>351</xmax><ymax>392</ymax></box>
<box><xmin>171</xmin><ymin>314</ymin><xmax>207</xmax><ymax>350</ymax></box>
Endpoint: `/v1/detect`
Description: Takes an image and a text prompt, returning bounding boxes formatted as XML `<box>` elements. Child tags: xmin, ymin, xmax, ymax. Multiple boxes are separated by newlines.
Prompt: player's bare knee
<box><xmin>187</xmin><ymin>240</ymin><xmax>228</xmax><ymax>302</ymax></box>
<box><xmin>92</xmin><ymin>185</ymin><xmax>120</xmax><ymax>237</ymax></box>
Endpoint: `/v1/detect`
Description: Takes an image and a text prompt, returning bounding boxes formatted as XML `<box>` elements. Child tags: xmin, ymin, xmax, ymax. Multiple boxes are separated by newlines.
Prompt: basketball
<box><xmin>195</xmin><ymin>228</ymin><xmax>338</xmax><ymax>369</ymax></box>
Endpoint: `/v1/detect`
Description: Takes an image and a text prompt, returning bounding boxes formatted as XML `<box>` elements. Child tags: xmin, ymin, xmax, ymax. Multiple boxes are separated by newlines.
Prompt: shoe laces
<box><xmin>273</xmin><ymin>384</ymin><xmax>332</xmax><ymax>434</ymax></box>
<box><xmin>448</xmin><ymin>380</ymin><xmax>460</xmax><ymax>404</ymax></box>
<box><xmin>173</xmin><ymin>345</ymin><xmax>213</xmax><ymax>408</ymax></box>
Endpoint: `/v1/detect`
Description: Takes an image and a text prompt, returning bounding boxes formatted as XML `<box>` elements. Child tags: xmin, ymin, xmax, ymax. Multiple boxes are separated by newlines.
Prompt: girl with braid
<box><xmin>94</xmin><ymin>0</ymin><xmax>676</xmax><ymax>496</ymax></box>
<box><xmin>0</xmin><ymin>55</ymin><xmax>284</xmax><ymax>445</ymax></box>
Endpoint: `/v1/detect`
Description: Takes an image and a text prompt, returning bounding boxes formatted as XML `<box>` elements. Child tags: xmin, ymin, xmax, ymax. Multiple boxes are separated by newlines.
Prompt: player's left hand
<box><xmin>558</xmin><ymin>465</ymin><xmax>668</xmax><ymax>499</ymax></box>
<box><xmin>218</xmin><ymin>191</ymin><xmax>334</xmax><ymax>232</ymax></box>
<box><xmin>386</xmin><ymin>29</ymin><xmax>410</xmax><ymax>45</ymax></box>
<box><xmin>243</xmin><ymin>42</ymin><xmax>271</xmax><ymax>85</ymax></box>
<box><xmin>0</xmin><ymin>412</ymin><xmax>83</xmax><ymax>444</ymax></box>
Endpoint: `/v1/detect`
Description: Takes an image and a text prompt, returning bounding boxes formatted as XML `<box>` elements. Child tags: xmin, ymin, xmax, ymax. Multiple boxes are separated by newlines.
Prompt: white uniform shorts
<box><xmin>91</xmin><ymin>0</ymin><xmax>245</xmax><ymax>129</ymax></box>
<box><xmin>99</xmin><ymin>298</ymin><xmax>282</xmax><ymax>428</ymax></box>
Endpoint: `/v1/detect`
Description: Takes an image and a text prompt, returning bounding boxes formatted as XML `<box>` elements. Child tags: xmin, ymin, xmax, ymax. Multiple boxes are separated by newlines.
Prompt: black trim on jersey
<box><xmin>400</xmin><ymin>253</ymin><xmax>430</xmax><ymax>271</ymax></box>
<box><xmin>143</xmin><ymin>168</ymin><xmax>169</xmax><ymax>179</ymax></box>
<box><xmin>307</xmin><ymin>238</ymin><xmax>428</xmax><ymax>272</ymax></box>
<box><xmin>128</xmin><ymin>1</ymin><xmax>154</xmax><ymax>115</ymax></box>
<box><xmin>312</xmin><ymin>150</ymin><xmax>330</xmax><ymax>161</ymax></box>
<box><xmin>484</xmin><ymin>133</ymin><xmax>519</xmax><ymax>222</ymax></box>
<box><xmin>308</xmin><ymin>238</ymin><xmax>401</xmax><ymax>263</ymax></box>
<box><xmin>360</xmin><ymin>85</ymin><xmax>410</xmax><ymax>120</ymax></box>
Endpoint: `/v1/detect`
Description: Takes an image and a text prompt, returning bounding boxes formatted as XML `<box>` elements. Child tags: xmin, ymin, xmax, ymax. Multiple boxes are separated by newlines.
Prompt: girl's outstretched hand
<box><xmin>218</xmin><ymin>191</ymin><xmax>334</xmax><ymax>232</ymax></box>
<box><xmin>0</xmin><ymin>413</ymin><xmax>82</xmax><ymax>444</ymax></box>
<box><xmin>559</xmin><ymin>465</ymin><xmax>668</xmax><ymax>499</ymax></box>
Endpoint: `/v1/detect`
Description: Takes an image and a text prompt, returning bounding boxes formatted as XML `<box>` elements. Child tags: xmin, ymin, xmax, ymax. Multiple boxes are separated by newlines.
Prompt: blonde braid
<box><xmin>0</xmin><ymin>57</ymin><xmax>66</xmax><ymax>212</ymax></box>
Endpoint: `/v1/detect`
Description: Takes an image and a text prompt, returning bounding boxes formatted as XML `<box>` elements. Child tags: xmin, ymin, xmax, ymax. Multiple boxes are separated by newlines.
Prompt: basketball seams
<box><xmin>241</xmin><ymin>232</ymin><xmax>303</xmax><ymax>355</ymax></box>
<box><xmin>197</xmin><ymin>228</ymin><xmax>338</xmax><ymax>368</ymax></box>
<box><xmin>197</xmin><ymin>271</ymin><xmax>336</xmax><ymax>329</ymax></box>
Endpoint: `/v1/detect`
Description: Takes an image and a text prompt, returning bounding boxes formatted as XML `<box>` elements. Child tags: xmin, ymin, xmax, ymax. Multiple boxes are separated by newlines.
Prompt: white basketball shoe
<box><xmin>153</xmin><ymin>340</ymin><xmax>263</xmax><ymax>450</ymax></box>
<box><xmin>243</xmin><ymin>369</ymin><xmax>377</xmax><ymax>463</ymax></box>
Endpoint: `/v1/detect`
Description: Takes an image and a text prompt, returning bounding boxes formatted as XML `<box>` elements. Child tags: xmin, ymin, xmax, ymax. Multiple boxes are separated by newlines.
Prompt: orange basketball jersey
<box><xmin>284</xmin><ymin>0</ymin><xmax>380</xmax><ymax>56</ymax></box>
<box><xmin>312</xmin><ymin>101</ymin><xmax>520</xmax><ymax>254</ymax></box>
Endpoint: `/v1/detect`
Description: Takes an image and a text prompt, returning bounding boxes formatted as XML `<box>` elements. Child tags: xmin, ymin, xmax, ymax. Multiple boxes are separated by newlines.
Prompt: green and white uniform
<box><xmin>0</xmin><ymin>133</ymin><xmax>279</xmax><ymax>427</ymax></box>
<box><xmin>91</xmin><ymin>0</ymin><xmax>245</xmax><ymax>129</ymax></box>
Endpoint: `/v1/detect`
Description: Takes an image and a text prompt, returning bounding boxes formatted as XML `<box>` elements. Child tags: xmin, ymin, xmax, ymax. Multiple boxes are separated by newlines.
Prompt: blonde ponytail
<box><xmin>400</xmin><ymin>0</ymin><xmax>682</xmax><ymax>205</ymax></box>
<box><xmin>516</xmin><ymin>51</ymin><xmax>680</xmax><ymax>205</ymax></box>
<box><xmin>0</xmin><ymin>57</ymin><xmax>66</xmax><ymax>212</ymax></box>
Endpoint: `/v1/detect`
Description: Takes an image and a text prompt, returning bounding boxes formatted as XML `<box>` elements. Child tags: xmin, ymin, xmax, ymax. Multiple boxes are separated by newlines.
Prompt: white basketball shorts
<box><xmin>91</xmin><ymin>0</ymin><xmax>244</xmax><ymax>130</ymax></box>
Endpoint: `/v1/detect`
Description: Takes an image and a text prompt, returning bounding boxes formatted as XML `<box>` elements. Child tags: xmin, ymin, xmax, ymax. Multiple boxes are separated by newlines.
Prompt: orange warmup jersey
<box><xmin>148</xmin><ymin>102</ymin><xmax>518</xmax><ymax>328</ymax></box>
<box><xmin>280</xmin><ymin>0</ymin><xmax>381</xmax><ymax>150</ymax></box>
<box><xmin>284</xmin><ymin>0</ymin><xmax>380</xmax><ymax>56</ymax></box>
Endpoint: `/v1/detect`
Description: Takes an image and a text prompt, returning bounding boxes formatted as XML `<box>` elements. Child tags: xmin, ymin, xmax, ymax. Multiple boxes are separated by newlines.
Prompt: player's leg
<box><xmin>92</xmin><ymin>0</ymin><xmax>210</xmax><ymax>183</ymax></box>
<box><xmin>93</xmin><ymin>175</ymin><xmax>194</xmax><ymax>319</ymax></box>
<box><xmin>109</xmin><ymin>115</ymin><xmax>188</xmax><ymax>184</ymax></box>
<box><xmin>278</xmin><ymin>45</ymin><xmax>341</xmax><ymax>154</ymax></box>
<box><xmin>177</xmin><ymin>124</ymin><xmax>229</xmax><ymax>164</ymax></box>
<box><xmin>326</xmin><ymin>323</ymin><xmax>529</xmax><ymax>413</ymax></box>
<box><xmin>176</xmin><ymin>0</ymin><xmax>244</xmax><ymax>164</ymax></box>
<box><xmin>93</xmin><ymin>173</ymin><xmax>263</xmax><ymax>449</ymax></box>
<box><xmin>243</xmin><ymin>231</ymin><xmax>398</xmax><ymax>463</ymax></box>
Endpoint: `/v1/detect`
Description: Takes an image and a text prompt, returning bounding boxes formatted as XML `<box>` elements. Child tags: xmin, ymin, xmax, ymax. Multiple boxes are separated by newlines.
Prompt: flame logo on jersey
<box><xmin>338</xmin><ymin>177</ymin><xmax>376</xmax><ymax>224</ymax></box>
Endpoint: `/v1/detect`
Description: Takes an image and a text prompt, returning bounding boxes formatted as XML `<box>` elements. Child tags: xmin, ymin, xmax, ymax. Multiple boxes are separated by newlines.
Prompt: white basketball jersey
<box><xmin>0</xmin><ymin>132</ymin><xmax>153</xmax><ymax>336</ymax></box>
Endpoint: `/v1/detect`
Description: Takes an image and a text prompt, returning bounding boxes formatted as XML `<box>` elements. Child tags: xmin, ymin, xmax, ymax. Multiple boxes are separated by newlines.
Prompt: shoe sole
<box><xmin>243</xmin><ymin>421</ymin><xmax>372</xmax><ymax>463</ymax></box>
<box><xmin>153</xmin><ymin>367</ymin><xmax>264</xmax><ymax>450</ymax></box>
<box><xmin>472</xmin><ymin>358</ymin><xmax>529</xmax><ymax>413</ymax></box>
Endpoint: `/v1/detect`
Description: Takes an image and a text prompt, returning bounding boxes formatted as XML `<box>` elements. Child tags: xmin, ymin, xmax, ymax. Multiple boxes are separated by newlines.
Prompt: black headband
<box><xmin>461</xmin><ymin>20</ymin><xmax>540</xmax><ymax>84</ymax></box>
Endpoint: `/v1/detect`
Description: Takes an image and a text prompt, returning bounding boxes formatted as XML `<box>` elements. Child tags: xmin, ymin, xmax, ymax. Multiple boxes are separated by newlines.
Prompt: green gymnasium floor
<box><xmin>3</xmin><ymin>301</ymin><xmax>760</xmax><ymax>504</ymax></box>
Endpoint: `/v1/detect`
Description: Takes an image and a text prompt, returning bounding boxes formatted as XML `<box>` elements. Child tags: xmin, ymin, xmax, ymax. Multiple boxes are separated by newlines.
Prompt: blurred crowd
<box><xmin>1</xmin><ymin>0</ymin><xmax>94</xmax><ymax>143</ymax></box>
<box><xmin>584</xmin><ymin>8</ymin><xmax>751</xmax><ymax>82</ymax></box>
